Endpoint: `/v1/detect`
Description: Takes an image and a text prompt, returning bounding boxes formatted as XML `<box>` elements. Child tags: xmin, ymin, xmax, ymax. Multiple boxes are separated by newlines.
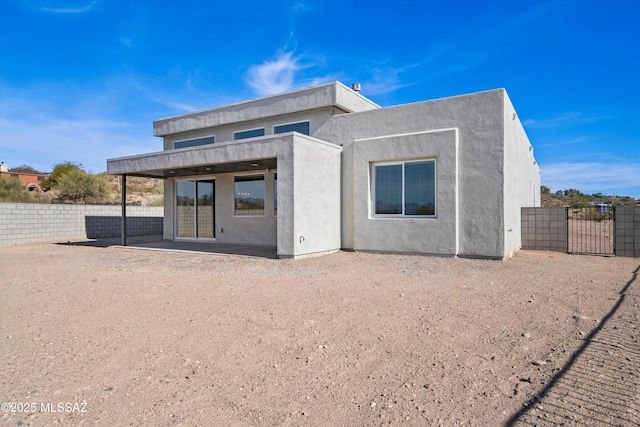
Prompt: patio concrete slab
<box><xmin>121</xmin><ymin>240</ymin><xmax>278</xmax><ymax>259</ymax></box>
<box><xmin>58</xmin><ymin>236</ymin><xmax>277</xmax><ymax>259</ymax></box>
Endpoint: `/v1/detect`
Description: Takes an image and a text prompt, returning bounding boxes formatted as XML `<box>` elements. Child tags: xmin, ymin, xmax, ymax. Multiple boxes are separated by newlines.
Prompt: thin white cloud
<box><xmin>360</xmin><ymin>65</ymin><xmax>416</xmax><ymax>96</ymax></box>
<box><xmin>292</xmin><ymin>1</ymin><xmax>306</xmax><ymax>11</ymax></box>
<box><xmin>0</xmin><ymin>83</ymin><xmax>157</xmax><ymax>173</ymax></box>
<box><xmin>127</xmin><ymin>73</ymin><xmax>237</xmax><ymax>114</ymax></box>
<box><xmin>25</xmin><ymin>0</ymin><xmax>98</xmax><ymax>14</ymax></box>
<box><xmin>146</xmin><ymin>96</ymin><xmax>202</xmax><ymax>114</ymax></box>
<box><xmin>245</xmin><ymin>51</ymin><xmax>302</xmax><ymax>96</ymax></box>
<box><xmin>244</xmin><ymin>50</ymin><xmax>339</xmax><ymax>97</ymax></box>
<box><xmin>542</xmin><ymin>162</ymin><xmax>640</xmax><ymax>196</ymax></box>
<box><xmin>0</xmin><ymin>109</ymin><xmax>154</xmax><ymax>173</ymax></box>
<box><xmin>244</xmin><ymin>50</ymin><xmax>417</xmax><ymax>98</ymax></box>
<box><xmin>536</xmin><ymin>136</ymin><xmax>590</xmax><ymax>149</ymax></box>
<box><xmin>523</xmin><ymin>112</ymin><xmax>614</xmax><ymax>129</ymax></box>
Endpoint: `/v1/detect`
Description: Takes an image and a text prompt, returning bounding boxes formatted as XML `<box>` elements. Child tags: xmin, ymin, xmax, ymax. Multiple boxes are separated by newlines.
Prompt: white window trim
<box><xmin>172</xmin><ymin>135</ymin><xmax>215</xmax><ymax>149</ymax></box>
<box><xmin>371</xmin><ymin>159</ymin><xmax>437</xmax><ymax>219</ymax></box>
<box><xmin>233</xmin><ymin>127</ymin><xmax>265</xmax><ymax>140</ymax></box>
<box><xmin>273</xmin><ymin>120</ymin><xmax>310</xmax><ymax>135</ymax></box>
<box><xmin>233</xmin><ymin>172</ymin><xmax>266</xmax><ymax>217</ymax></box>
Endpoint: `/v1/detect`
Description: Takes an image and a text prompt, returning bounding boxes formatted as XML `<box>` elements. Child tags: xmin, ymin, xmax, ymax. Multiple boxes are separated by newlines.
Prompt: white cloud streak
<box><xmin>542</xmin><ymin>162</ymin><xmax>640</xmax><ymax>196</ymax></box>
<box><xmin>244</xmin><ymin>51</ymin><xmax>339</xmax><ymax>97</ymax></box>
<box><xmin>0</xmin><ymin>83</ymin><xmax>157</xmax><ymax>173</ymax></box>
<box><xmin>25</xmin><ymin>0</ymin><xmax>98</xmax><ymax>14</ymax></box>
<box><xmin>245</xmin><ymin>51</ymin><xmax>302</xmax><ymax>96</ymax></box>
<box><xmin>522</xmin><ymin>112</ymin><xmax>614</xmax><ymax>129</ymax></box>
<box><xmin>360</xmin><ymin>66</ymin><xmax>416</xmax><ymax>96</ymax></box>
<box><xmin>535</xmin><ymin>136</ymin><xmax>590</xmax><ymax>149</ymax></box>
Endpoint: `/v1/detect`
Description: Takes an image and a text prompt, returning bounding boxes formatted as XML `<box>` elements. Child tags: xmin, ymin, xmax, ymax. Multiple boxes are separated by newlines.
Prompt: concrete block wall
<box><xmin>0</xmin><ymin>203</ymin><xmax>163</xmax><ymax>247</ymax></box>
<box><xmin>615</xmin><ymin>206</ymin><xmax>640</xmax><ymax>257</ymax></box>
<box><xmin>521</xmin><ymin>207</ymin><xmax>567</xmax><ymax>252</ymax></box>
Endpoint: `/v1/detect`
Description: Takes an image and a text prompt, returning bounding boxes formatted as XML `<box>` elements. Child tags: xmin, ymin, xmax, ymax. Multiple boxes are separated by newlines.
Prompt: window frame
<box><xmin>273</xmin><ymin>120</ymin><xmax>310</xmax><ymax>136</ymax></box>
<box><xmin>371</xmin><ymin>159</ymin><xmax>437</xmax><ymax>218</ymax></box>
<box><xmin>173</xmin><ymin>135</ymin><xmax>215</xmax><ymax>149</ymax></box>
<box><xmin>174</xmin><ymin>176</ymin><xmax>217</xmax><ymax>242</ymax></box>
<box><xmin>273</xmin><ymin>171</ymin><xmax>278</xmax><ymax>216</ymax></box>
<box><xmin>233</xmin><ymin>127</ymin><xmax>265</xmax><ymax>140</ymax></box>
<box><xmin>233</xmin><ymin>173</ymin><xmax>266</xmax><ymax>217</ymax></box>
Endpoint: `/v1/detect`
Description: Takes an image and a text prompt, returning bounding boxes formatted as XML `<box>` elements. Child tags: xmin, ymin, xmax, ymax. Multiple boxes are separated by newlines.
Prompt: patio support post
<box><xmin>121</xmin><ymin>174</ymin><xmax>127</xmax><ymax>246</ymax></box>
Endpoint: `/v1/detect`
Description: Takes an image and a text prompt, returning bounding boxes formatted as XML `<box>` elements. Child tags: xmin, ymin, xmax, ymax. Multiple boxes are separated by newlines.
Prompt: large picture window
<box><xmin>373</xmin><ymin>160</ymin><xmax>436</xmax><ymax>217</ymax></box>
<box><xmin>234</xmin><ymin>175</ymin><xmax>265</xmax><ymax>216</ymax></box>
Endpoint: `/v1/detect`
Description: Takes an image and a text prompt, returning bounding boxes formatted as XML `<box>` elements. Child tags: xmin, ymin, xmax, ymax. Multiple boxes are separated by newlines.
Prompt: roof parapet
<box><xmin>153</xmin><ymin>81</ymin><xmax>379</xmax><ymax>137</ymax></box>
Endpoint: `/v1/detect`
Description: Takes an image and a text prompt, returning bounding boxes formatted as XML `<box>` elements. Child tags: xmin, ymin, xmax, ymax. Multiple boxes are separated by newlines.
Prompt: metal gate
<box><xmin>567</xmin><ymin>206</ymin><xmax>615</xmax><ymax>255</ymax></box>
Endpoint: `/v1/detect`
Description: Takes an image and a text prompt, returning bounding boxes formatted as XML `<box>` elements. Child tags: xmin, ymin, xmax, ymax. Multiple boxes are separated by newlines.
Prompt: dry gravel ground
<box><xmin>1</xmin><ymin>243</ymin><xmax>638</xmax><ymax>427</ymax></box>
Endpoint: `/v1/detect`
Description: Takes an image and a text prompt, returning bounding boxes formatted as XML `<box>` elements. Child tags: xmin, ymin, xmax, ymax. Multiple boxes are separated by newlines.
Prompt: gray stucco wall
<box><xmin>0</xmin><ymin>203</ymin><xmax>163</xmax><ymax>247</ymax></box>
<box><xmin>317</xmin><ymin>89</ymin><xmax>508</xmax><ymax>258</ymax></box>
<box><xmin>351</xmin><ymin>129</ymin><xmax>458</xmax><ymax>255</ymax></box>
<box><xmin>163</xmin><ymin>108</ymin><xmax>340</xmax><ymax>150</ymax></box>
<box><xmin>291</xmin><ymin>135</ymin><xmax>341</xmax><ymax>257</ymax></box>
<box><xmin>163</xmin><ymin>180</ymin><xmax>174</xmax><ymax>239</ymax></box>
<box><xmin>503</xmin><ymin>92</ymin><xmax>541</xmax><ymax>257</ymax></box>
<box><xmin>214</xmin><ymin>171</ymin><xmax>277</xmax><ymax>246</ymax></box>
<box><xmin>340</xmin><ymin>144</ymin><xmax>356</xmax><ymax>249</ymax></box>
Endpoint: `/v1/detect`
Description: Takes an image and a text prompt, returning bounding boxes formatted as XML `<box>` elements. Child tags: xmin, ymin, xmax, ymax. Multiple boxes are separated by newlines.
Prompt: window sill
<box><xmin>371</xmin><ymin>215</ymin><xmax>437</xmax><ymax>219</ymax></box>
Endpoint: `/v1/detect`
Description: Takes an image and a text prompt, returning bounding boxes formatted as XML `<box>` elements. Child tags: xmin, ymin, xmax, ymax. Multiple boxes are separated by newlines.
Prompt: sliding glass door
<box><xmin>176</xmin><ymin>179</ymin><xmax>215</xmax><ymax>240</ymax></box>
<box><xmin>196</xmin><ymin>181</ymin><xmax>215</xmax><ymax>238</ymax></box>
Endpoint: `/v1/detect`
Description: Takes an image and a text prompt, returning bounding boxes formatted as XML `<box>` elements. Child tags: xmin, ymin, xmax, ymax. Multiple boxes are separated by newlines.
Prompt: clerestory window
<box><xmin>274</xmin><ymin>121</ymin><xmax>310</xmax><ymax>135</ymax></box>
<box><xmin>173</xmin><ymin>136</ymin><xmax>215</xmax><ymax>149</ymax></box>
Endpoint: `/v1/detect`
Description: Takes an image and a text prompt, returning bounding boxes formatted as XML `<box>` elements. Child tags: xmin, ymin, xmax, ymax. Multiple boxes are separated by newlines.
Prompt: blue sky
<box><xmin>1</xmin><ymin>0</ymin><xmax>638</xmax><ymax>197</ymax></box>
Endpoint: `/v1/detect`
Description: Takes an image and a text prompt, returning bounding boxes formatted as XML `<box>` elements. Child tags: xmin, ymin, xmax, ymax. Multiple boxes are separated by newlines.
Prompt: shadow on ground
<box><xmin>506</xmin><ymin>265</ymin><xmax>640</xmax><ymax>426</ymax></box>
<box><xmin>55</xmin><ymin>236</ymin><xmax>278</xmax><ymax>259</ymax></box>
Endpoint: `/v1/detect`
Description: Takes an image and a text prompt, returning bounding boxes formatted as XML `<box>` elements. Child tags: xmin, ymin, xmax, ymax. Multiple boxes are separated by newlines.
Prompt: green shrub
<box><xmin>41</xmin><ymin>161</ymin><xmax>83</xmax><ymax>191</ymax></box>
<box><xmin>0</xmin><ymin>176</ymin><xmax>34</xmax><ymax>202</ymax></box>
<box><xmin>57</xmin><ymin>169</ymin><xmax>111</xmax><ymax>203</ymax></box>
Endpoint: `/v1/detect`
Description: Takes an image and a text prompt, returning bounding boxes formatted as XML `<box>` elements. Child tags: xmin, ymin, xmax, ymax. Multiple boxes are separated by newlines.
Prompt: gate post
<box><xmin>612</xmin><ymin>205</ymin><xmax>616</xmax><ymax>255</ymax></box>
<box><xmin>121</xmin><ymin>175</ymin><xmax>127</xmax><ymax>246</ymax></box>
<box><xmin>565</xmin><ymin>207</ymin><xmax>569</xmax><ymax>253</ymax></box>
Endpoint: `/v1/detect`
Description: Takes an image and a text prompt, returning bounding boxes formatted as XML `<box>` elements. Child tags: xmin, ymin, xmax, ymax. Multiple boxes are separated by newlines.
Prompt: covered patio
<box><xmin>107</xmin><ymin>133</ymin><xmax>342</xmax><ymax>259</ymax></box>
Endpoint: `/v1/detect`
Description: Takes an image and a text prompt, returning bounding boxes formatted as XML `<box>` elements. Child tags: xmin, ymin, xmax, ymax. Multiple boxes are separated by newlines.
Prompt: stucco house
<box><xmin>0</xmin><ymin>163</ymin><xmax>50</xmax><ymax>192</ymax></box>
<box><xmin>107</xmin><ymin>82</ymin><xmax>540</xmax><ymax>259</ymax></box>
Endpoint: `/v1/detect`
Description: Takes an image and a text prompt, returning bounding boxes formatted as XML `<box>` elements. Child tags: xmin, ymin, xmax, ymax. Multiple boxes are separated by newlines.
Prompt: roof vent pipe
<box><xmin>352</xmin><ymin>82</ymin><xmax>361</xmax><ymax>93</ymax></box>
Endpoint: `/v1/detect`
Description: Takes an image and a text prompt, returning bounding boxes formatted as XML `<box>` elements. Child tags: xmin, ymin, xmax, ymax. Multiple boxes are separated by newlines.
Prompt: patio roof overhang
<box><xmin>115</xmin><ymin>158</ymin><xmax>278</xmax><ymax>179</ymax></box>
<box><xmin>106</xmin><ymin>136</ymin><xmax>295</xmax><ymax>179</ymax></box>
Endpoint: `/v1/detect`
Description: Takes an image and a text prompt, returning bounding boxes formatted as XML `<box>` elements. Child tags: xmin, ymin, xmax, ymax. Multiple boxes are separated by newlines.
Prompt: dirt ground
<box><xmin>1</xmin><ymin>243</ymin><xmax>638</xmax><ymax>426</ymax></box>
